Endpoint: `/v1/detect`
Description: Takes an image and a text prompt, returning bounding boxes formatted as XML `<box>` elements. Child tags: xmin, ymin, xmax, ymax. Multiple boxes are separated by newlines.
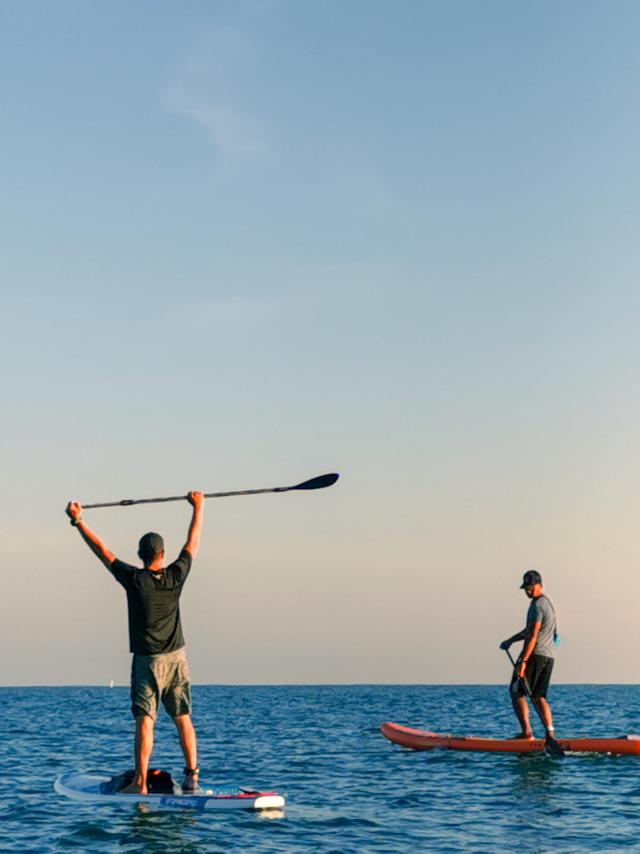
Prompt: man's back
<box><xmin>109</xmin><ymin>549</ymin><xmax>193</xmax><ymax>654</ymax></box>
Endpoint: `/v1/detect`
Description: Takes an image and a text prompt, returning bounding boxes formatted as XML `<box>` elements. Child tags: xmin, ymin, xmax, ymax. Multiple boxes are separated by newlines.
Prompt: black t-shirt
<box><xmin>108</xmin><ymin>549</ymin><xmax>193</xmax><ymax>655</ymax></box>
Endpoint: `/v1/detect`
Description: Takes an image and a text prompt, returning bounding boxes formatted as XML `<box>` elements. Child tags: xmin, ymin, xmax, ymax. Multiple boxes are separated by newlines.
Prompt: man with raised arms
<box><xmin>499</xmin><ymin>570</ymin><xmax>557</xmax><ymax>739</ymax></box>
<box><xmin>65</xmin><ymin>491</ymin><xmax>204</xmax><ymax>794</ymax></box>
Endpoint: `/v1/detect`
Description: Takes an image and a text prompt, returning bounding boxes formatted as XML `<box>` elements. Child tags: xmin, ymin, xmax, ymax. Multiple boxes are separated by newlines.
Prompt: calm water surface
<box><xmin>3</xmin><ymin>684</ymin><xmax>640</xmax><ymax>852</ymax></box>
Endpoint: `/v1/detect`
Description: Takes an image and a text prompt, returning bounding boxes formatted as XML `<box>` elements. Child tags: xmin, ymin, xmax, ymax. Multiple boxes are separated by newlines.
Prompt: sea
<box><xmin>3</xmin><ymin>684</ymin><xmax>640</xmax><ymax>852</ymax></box>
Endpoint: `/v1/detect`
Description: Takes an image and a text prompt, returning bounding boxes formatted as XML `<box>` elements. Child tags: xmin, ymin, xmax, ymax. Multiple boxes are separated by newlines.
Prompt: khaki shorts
<box><xmin>131</xmin><ymin>647</ymin><xmax>192</xmax><ymax>719</ymax></box>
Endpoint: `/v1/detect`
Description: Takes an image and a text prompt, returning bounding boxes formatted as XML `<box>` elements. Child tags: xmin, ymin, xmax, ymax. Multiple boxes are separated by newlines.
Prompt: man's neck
<box><xmin>144</xmin><ymin>558</ymin><xmax>164</xmax><ymax>572</ymax></box>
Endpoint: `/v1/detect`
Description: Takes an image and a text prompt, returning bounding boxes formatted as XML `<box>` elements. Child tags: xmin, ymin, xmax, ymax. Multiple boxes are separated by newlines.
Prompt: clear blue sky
<box><xmin>2</xmin><ymin>1</ymin><xmax>640</xmax><ymax>684</ymax></box>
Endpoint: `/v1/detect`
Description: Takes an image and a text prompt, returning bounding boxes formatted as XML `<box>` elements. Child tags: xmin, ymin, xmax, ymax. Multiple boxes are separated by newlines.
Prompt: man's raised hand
<box><xmin>187</xmin><ymin>491</ymin><xmax>204</xmax><ymax>510</ymax></box>
<box><xmin>66</xmin><ymin>501</ymin><xmax>83</xmax><ymax>524</ymax></box>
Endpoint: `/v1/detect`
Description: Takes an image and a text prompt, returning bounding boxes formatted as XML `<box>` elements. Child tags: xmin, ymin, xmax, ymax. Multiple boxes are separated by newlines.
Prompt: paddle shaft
<box><xmin>81</xmin><ymin>472</ymin><xmax>339</xmax><ymax>510</ymax></box>
<box><xmin>506</xmin><ymin>648</ymin><xmax>564</xmax><ymax>757</ymax></box>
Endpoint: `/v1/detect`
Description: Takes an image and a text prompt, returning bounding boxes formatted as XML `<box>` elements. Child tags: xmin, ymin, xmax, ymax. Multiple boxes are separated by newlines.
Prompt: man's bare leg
<box><xmin>534</xmin><ymin>697</ymin><xmax>554</xmax><ymax>732</ymax></box>
<box><xmin>122</xmin><ymin>715</ymin><xmax>154</xmax><ymax>794</ymax></box>
<box><xmin>174</xmin><ymin>714</ymin><xmax>198</xmax><ymax>786</ymax></box>
<box><xmin>511</xmin><ymin>695</ymin><xmax>534</xmax><ymax>738</ymax></box>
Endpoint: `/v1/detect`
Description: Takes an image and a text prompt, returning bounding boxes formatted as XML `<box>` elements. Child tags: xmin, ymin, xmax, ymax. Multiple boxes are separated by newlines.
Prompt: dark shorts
<box><xmin>510</xmin><ymin>654</ymin><xmax>554</xmax><ymax>699</ymax></box>
<box><xmin>130</xmin><ymin>647</ymin><xmax>192</xmax><ymax>720</ymax></box>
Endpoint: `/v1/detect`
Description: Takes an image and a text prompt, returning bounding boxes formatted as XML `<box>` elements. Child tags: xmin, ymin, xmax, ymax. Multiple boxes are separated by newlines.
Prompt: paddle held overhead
<box><xmin>81</xmin><ymin>472</ymin><xmax>340</xmax><ymax>510</ymax></box>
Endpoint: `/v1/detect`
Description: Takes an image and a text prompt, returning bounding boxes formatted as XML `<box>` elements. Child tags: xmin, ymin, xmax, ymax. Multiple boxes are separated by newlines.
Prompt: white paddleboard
<box><xmin>54</xmin><ymin>770</ymin><xmax>286</xmax><ymax>811</ymax></box>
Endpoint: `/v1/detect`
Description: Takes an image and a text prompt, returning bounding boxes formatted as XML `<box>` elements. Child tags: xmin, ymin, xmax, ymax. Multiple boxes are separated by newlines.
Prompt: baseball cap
<box><xmin>138</xmin><ymin>532</ymin><xmax>165</xmax><ymax>561</ymax></box>
<box><xmin>520</xmin><ymin>570</ymin><xmax>542</xmax><ymax>589</ymax></box>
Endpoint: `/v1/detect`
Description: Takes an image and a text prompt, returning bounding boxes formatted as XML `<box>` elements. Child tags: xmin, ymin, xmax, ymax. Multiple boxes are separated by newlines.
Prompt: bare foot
<box><xmin>119</xmin><ymin>781</ymin><xmax>148</xmax><ymax>795</ymax></box>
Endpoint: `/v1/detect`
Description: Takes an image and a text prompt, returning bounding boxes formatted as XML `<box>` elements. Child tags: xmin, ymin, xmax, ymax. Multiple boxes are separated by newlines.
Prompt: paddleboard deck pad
<box><xmin>381</xmin><ymin>722</ymin><xmax>640</xmax><ymax>756</ymax></box>
<box><xmin>54</xmin><ymin>770</ymin><xmax>286</xmax><ymax>811</ymax></box>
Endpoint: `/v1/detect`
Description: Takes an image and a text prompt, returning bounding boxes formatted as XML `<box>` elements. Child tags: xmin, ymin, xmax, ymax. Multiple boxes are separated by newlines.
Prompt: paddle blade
<box><xmin>545</xmin><ymin>734</ymin><xmax>565</xmax><ymax>758</ymax></box>
<box><xmin>290</xmin><ymin>473</ymin><xmax>339</xmax><ymax>491</ymax></box>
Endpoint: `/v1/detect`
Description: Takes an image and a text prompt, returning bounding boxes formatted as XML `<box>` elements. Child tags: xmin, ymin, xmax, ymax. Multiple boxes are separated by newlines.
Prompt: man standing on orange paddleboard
<box><xmin>65</xmin><ymin>491</ymin><xmax>204</xmax><ymax>794</ymax></box>
<box><xmin>500</xmin><ymin>570</ymin><xmax>558</xmax><ymax>739</ymax></box>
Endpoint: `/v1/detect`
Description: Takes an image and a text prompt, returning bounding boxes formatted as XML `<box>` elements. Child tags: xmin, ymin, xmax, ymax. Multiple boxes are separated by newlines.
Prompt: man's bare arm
<box><xmin>65</xmin><ymin>501</ymin><xmax>116</xmax><ymax>569</ymax></box>
<box><xmin>183</xmin><ymin>491</ymin><xmax>204</xmax><ymax>558</ymax></box>
<box><xmin>518</xmin><ymin>621</ymin><xmax>542</xmax><ymax>673</ymax></box>
<box><xmin>499</xmin><ymin>627</ymin><xmax>529</xmax><ymax>650</ymax></box>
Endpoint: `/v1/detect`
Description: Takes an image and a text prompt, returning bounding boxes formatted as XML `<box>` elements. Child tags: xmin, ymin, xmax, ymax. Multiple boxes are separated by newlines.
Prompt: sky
<box><xmin>2</xmin><ymin>0</ymin><xmax>640</xmax><ymax>685</ymax></box>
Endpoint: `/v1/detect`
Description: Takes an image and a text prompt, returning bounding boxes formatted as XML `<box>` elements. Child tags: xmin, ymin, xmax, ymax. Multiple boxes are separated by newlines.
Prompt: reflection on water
<box><xmin>257</xmin><ymin>808</ymin><xmax>286</xmax><ymax>820</ymax></box>
<box><xmin>128</xmin><ymin>807</ymin><xmax>218</xmax><ymax>852</ymax></box>
<box><xmin>511</xmin><ymin>753</ymin><xmax>560</xmax><ymax>799</ymax></box>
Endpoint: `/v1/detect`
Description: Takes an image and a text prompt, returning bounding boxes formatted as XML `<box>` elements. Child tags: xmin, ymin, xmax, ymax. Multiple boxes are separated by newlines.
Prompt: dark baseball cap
<box><xmin>520</xmin><ymin>570</ymin><xmax>542</xmax><ymax>589</ymax></box>
<box><xmin>138</xmin><ymin>532</ymin><xmax>165</xmax><ymax>561</ymax></box>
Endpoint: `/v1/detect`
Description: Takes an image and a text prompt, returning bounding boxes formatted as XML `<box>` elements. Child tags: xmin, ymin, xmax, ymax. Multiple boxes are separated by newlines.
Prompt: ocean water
<box><xmin>3</xmin><ymin>684</ymin><xmax>640</xmax><ymax>852</ymax></box>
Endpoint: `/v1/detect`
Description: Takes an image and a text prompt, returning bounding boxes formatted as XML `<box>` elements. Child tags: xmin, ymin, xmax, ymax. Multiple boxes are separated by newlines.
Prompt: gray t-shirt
<box><xmin>527</xmin><ymin>595</ymin><xmax>557</xmax><ymax>659</ymax></box>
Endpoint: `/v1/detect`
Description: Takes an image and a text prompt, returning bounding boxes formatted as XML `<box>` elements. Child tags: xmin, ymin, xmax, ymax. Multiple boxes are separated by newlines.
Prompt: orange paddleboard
<box><xmin>381</xmin><ymin>722</ymin><xmax>640</xmax><ymax>755</ymax></box>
